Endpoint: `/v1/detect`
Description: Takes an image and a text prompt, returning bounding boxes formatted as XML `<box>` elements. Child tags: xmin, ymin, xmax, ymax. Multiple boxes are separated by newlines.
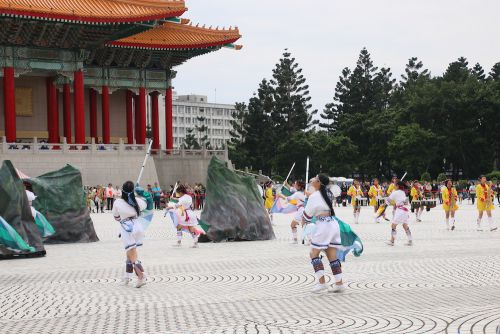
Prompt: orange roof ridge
<box><xmin>108</xmin><ymin>21</ymin><xmax>242</xmax><ymax>50</ymax></box>
<box><xmin>0</xmin><ymin>0</ymin><xmax>187</xmax><ymax>24</ymax></box>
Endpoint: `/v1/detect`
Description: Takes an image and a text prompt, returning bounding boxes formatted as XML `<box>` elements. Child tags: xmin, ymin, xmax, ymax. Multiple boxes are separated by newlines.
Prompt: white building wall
<box><xmin>157</xmin><ymin>93</ymin><xmax>237</xmax><ymax>149</ymax></box>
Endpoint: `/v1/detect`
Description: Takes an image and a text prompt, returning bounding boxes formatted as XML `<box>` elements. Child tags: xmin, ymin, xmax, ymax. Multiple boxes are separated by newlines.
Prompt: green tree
<box><xmin>195</xmin><ymin>116</ymin><xmax>210</xmax><ymax>149</ymax></box>
<box><xmin>471</xmin><ymin>63</ymin><xmax>486</xmax><ymax>82</ymax></box>
<box><xmin>388</xmin><ymin>123</ymin><xmax>438</xmax><ymax>179</ymax></box>
<box><xmin>183</xmin><ymin>128</ymin><xmax>200</xmax><ymax>149</ymax></box>
<box><xmin>488</xmin><ymin>62</ymin><xmax>500</xmax><ymax>80</ymax></box>
<box><xmin>270</xmin><ymin>49</ymin><xmax>318</xmax><ymax>138</ymax></box>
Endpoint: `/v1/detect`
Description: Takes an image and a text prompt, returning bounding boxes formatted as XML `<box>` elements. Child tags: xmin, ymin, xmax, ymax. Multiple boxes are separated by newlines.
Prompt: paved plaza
<box><xmin>1</xmin><ymin>202</ymin><xmax>499</xmax><ymax>333</ymax></box>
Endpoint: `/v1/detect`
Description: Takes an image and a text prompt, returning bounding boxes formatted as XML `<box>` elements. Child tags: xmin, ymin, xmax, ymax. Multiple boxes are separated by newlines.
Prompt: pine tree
<box><xmin>373</xmin><ymin>67</ymin><xmax>396</xmax><ymax>111</ymax></box>
<box><xmin>443</xmin><ymin>57</ymin><xmax>469</xmax><ymax>82</ymax></box>
<box><xmin>489</xmin><ymin>62</ymin><xmax>500</xmax><ymax>81</ymax></box>
<box><xmin>228</xmin><ymin>102</ymin><xmax>247</xmax><ymax>146</ymax></box>
<box><xmin>400</xmin><ymin>57</ymin><xmax>429</xmax><ymax>86</ymax></box>
<box><xmin>195</xmin><ymin>116</ymin><xmax>210</xmax><ymax>148</ymax></box>
<box><xmin>471</xmin><ymin>63</ymin><xmax>486</xmax><ymax>82</ymax></box>
<box><xmin>319</xmin><ymin>67</ymin><xmax>351</xmax><ymax>132</ymax></box>
<box><xmin>183</xmin><ymin>128</ymin><xmax>200</xmax><ymax>149</ymax></box>
<box><xmin>270</xmin><ymin>49</ymin><xmax>317</xmax><ymax>138</ymax></box>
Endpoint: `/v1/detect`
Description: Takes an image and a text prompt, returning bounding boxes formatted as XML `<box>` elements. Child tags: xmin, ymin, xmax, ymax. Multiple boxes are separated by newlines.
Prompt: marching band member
<box><xmin>385</xmin><ymin>181</ymin><xmax>413</xmax><ymax>246</ymax></box>
<box><xmin>347</xmin><ymin>179</ymin><xmax>363</xmax><ymax>224</ymax></box>
<box><xmin>168</xmin><ymin>184</ymin><xmax>202</xmax><ymax>247</ymax></box>
<box><xmin>386</xmin><ymin>176</ymin><xmax>398</xmax><ymax>196</ymax></box>
<box><xmin>303</xmin><ymin>174</ymin><xmax>363</xmax><ymax>293</ymax></box>
<box><xmin>280</xmin><ymin>181</ymin><xmax>306</xmax><ymax>244</ymax></box>
<box><xmin>441</xmin><ymin>179</ymin><xmax>458</xmax><ymax>231</ymax></box>
<box><xmin>112</xmin><ymin>181</ymin><xmax>148</xmax><ymax>288</ymax></box>
<box><xmin>368</xmin><ymin>178</ymin><xmax>386</xmax><ymax>223</ymax></box>
<box><xmin>476</xmin><ymin>176</ymin><xmax>497</xmax><ymax>232</ymax></box>
<box><xmin>410</xmin><ymin>181</ymin><xmax>424</xmax><ymax>222</ymax></box>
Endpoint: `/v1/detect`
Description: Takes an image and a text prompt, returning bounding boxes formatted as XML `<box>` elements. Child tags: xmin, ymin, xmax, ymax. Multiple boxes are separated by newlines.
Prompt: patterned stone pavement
<box><xmin>1</xmin><ymin>202</ymin><xmax>499</xmax><ymax>333</ymax></box>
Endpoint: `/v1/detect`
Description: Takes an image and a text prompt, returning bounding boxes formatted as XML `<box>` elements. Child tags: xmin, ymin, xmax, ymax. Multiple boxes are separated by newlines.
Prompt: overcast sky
<box><xmin>174</xmin><ymin>0</ymin><xmax>500</xmax><ymax>112</ymax></box>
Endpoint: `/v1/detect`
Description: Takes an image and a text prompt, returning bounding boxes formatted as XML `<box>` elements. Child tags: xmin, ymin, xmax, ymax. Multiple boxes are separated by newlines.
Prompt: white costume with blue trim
<box><xmin>113</xmin><ymin>198</ymin><xmax>147</xmax><ymax>250</ymax></box>
<box><xmin>303</xmin><ymin>190</ymin><xmax>341</xmax><ymax>250</ymax></box>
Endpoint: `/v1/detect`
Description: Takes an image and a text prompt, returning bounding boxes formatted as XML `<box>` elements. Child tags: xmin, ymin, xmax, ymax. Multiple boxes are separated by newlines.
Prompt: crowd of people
<box><xmin>324</xmin><ymin>179</ymin><xmax>499</xmax><ymax>207</ymax></box>
<box><xmin>85</xmin><ymin>182</ymin><xmax>207</xmax><ymax>213</ymax></box>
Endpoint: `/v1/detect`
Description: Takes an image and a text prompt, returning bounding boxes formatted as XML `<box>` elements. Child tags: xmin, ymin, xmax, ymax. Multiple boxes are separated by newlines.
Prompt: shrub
<box><xmin>437</xmin><ymin>173</ymin><xmax>447</xmax><ymax>183</ymax></box>
<box><xmin>486</xmin><ymin>171</ymin><xmax>500</xmax><ymax>182</ymax></box>
<box><xmin>420</xmin><ymin>172</ymin><xmax>431</xmax><ymax>183</ymax></box>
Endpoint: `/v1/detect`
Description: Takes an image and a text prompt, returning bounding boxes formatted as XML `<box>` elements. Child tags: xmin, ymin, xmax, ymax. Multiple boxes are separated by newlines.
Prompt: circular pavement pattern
<box><xmin>1</xmin><ymin>203</ymin><xmax>499</xmax><ymax>333</ymax></box>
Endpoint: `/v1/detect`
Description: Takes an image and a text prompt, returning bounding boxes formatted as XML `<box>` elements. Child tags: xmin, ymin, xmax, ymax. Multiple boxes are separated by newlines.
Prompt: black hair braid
<box><xmin>318</xmin><ymin>185</ymin><xmax>334</xmax><ymax>217</ymax></box>
<box><xmin>122</xmin><ymin>181</ymin><xmax>140</xmax><ymax>216</ymax></box>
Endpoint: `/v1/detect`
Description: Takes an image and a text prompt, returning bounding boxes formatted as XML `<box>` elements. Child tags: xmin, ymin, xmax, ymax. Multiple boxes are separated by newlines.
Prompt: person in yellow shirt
<box><xmin>347</xmin><ymin>179</ymin><xmax>364</xmax><ymax>224</ymax></box>
<box><xmin>264</xmin><ymin>181</ymin><xmax>275</xmax><ymax>223</ymax></box>
<box><xmin>368</xmin><ymin>178</ymin><xmax>386</xmax><ymax>223</ymax></box>
<box><xmin>441</xmin><ymin>179</ymin><xmax>459</xmax><ymax>231</ymax></box>
<box><xmin>476</xmin><ymin>176</ymin><xmax>497</xmax><ymax>231</ymax></box>
<box><xmin>386</xmin><ymin>176</ymin><xmax>398</xmax><ymax>196</ymax></box>
<box><xmin>410</xmin><ymin>181</ymin><xmax>424</xmax><ymax>222</ymax></box>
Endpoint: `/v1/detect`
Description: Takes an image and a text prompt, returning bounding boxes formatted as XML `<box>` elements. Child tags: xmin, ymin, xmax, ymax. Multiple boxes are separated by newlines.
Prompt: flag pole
<box><xmin>284</xmin><ymin>162</ymin><xmax>296</xmax><ymax>185</ymax></box>
<box><xmin>305</xmin><ymin>157</ymin><xmax>310</xmax><ymax>183</ymax></box>
<box><xmin>400</xmin><ymin>172</ymin><xmax>408</xmax><ymax>182</ymax></box>
<box><xmin>136</xmin><ymin>139</ymin><xmax>154</xmax><ymax>186</ymax></box>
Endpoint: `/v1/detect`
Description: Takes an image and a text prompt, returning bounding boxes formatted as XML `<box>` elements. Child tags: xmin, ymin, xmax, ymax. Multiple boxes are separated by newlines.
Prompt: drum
<box><xmin>422</xmin><ymin>199</ymin><xmax>437</xmax><ymax>211</ymax></box>
<box><xmin>411</xmin><ymin>200</ymin><xmax>421</xmax><ymax>213</ymax></box>
<box><xmin>359</xmin><ymin>197</ymin><xmax>369</xmax><ymax>206</ymax></box>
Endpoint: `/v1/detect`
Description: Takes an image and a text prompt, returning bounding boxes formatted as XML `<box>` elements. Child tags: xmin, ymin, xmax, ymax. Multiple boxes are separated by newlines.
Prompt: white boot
<box><xmin>312</xmin><ymin>283</ymin><xmax>328</xmax><ymax>293</ymax></box>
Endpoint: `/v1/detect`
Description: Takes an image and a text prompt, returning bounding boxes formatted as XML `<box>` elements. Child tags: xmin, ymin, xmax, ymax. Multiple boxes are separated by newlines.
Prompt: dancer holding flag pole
<box><xmin>112</xmin><ymin>139</ymin><xmax>154</xmax><ymax>288</ymax></box>
<box><xmin>304</xmin><ymin>174</ymin><xmax>363</xmax><ymax>293</ymax></box>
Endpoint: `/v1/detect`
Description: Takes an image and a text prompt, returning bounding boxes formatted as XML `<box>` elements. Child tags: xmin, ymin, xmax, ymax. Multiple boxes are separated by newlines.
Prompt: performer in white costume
<box><xmin>168</xmin><ymin>184</ymin><xmax>201</xmax><ymax>248</ymax></box>
<box><xmin>280</xmin><ymin>181</ymin><xmax>306</xmax><ymax>244</ymax></box>
<box><xmin>112</xmin><ymin>181</ymin><xmax>148</xmax><ymax>288</ymax></box>
<box><xmin>385</xmin><ymin>181</ymin><xmax>413</xmax><ymax>246</ymax></box>
<box><xmin>303</xmin><ymin>174</ymin><xmax>364</xmax><ymax>294</ymax></box>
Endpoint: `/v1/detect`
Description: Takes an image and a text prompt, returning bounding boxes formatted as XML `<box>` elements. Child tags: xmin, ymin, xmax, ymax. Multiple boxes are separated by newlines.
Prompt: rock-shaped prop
<box><xmin>26</xmin><ymin>165</ymin><xmax>99</xmax><ymax>244</ymax></box>
<box><xmin>0</xmin><ymin>161</ymin><xmax>45</xmax><ymax>258</ymax></box>
<box><xmin>199</xmin><ymin>157</ymin><xmax>275</xmax><ymax>242</ymax></box>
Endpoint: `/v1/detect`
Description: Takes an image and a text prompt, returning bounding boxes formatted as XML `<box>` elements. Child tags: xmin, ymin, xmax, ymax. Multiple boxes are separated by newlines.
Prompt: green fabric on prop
<box><xmin>0</xmin><ymin>160</ymin><xmax>44</xmax><ymax>256</ymax></box>
<box><xmin>199</xmin><ymin>157</ymin><xmax>275</xmax><ymax>242</ymax></box>
<box><xmin>34</xmin><ymin>212</ymin><xmax>56</xmax><ymax>238</ymax></box>
<box><xmin>281</xmin><ymin>186</ymin><xmax>293</xmax><ymax>197</ymax></box>
<box><xmin>27</xmin><ymin>165</ymin><xmax>98</xmax><ymax>244</ymax></box>
<box><xmin>0</xmin><ymin>216</ymin><xmax>35</xmax><ymax>253</ymax></box>
<box><xmin>198</xmin><ymin>219</ymin><xmax>211</xmax><ymax>233</ymax></box>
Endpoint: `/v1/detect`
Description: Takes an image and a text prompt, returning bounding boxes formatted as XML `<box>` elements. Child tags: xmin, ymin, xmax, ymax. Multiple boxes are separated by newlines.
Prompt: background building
<box><xmin>158</xmin><ymin>94</ymin><xmax>237</xmax><ymax>149</ymax></box>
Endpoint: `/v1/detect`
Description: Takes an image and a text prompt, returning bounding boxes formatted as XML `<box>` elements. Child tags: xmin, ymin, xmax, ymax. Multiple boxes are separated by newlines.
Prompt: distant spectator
<box><xmin>105</xmin><ymin>183</ymin><xmax>114</xmax><ymax>211</ymax></box>
<box><xmin>152</xmin><ymin>182</ymin><xmax>162</xmax><ymax>210</ymax></box>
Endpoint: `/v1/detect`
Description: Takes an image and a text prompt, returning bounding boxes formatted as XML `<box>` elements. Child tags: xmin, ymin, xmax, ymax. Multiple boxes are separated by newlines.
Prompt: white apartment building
<box><xmin>158</xmin><ymin>93</ymin><xmax>237</xmax><ymax>149</ymax></box>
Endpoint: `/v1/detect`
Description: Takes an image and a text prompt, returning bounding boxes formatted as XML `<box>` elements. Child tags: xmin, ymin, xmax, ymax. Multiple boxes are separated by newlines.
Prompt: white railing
<box><xmin>1</xmin><ymin>136</ymin><xmax>228</xmax><ymax>160</ymax></box>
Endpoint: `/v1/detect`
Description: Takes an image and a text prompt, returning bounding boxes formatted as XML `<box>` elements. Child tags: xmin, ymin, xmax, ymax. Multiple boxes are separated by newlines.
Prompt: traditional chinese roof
<box><xmin>108</xmin><ymin>21</ymin><xmax>241</xmax><ymax>50</ymax></box>
<box><xmin>0</xmin><ymin>0</ymin><xmax>187</xmax><ymax>24</ymax></box>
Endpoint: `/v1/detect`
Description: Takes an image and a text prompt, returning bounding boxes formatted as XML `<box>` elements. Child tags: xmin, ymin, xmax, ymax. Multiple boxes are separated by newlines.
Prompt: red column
<box><xmin>3</xmin><ymin>67</ymin><xmax>16</xmax><ymax>142</ymax></box>
<box><xmin>134</xmin><ymin>94</ymin><xmax>139</xmax><ymax>142</ymax></box>
<box><xmin>63</xmin><ymin>83</ymin><xmax>72</xmax><ymax>143</ymax></box>
<box><xmin>102</xmin><ymin>85</ymin><xmax>110</xmax><ymax>144</ymax></box>
<box><xmin>165</xmin><ymin>87</ymin><xmax>173</xmax><ymax>150</ymax></box>
<box><xmin>151</xmin><ymin>92</ymin><xmax>160</xmax><ymax>149</ymax></box>
<box><xmin>126</xmin><ymin>90</ymin><xmax>134</xmax><ymax>144</ymax></box>
<box><xmin>73</xmin><ymin>70</ymin><xmax>85</xmax><ymax>144</ymax></box>
<box><xmin>46</xmin><ymin>78</ymin><xmax>59</xmax><ymax>143</ymax></box>
<box><xmin>136</xmin><ymin>87</ymin><xmax>146</xmax><ymax>144</ymax></box>
<box><xmin>89</xmin><ymin>88</ymin><xmax>98</xmax><ymax>142</ymax></box>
